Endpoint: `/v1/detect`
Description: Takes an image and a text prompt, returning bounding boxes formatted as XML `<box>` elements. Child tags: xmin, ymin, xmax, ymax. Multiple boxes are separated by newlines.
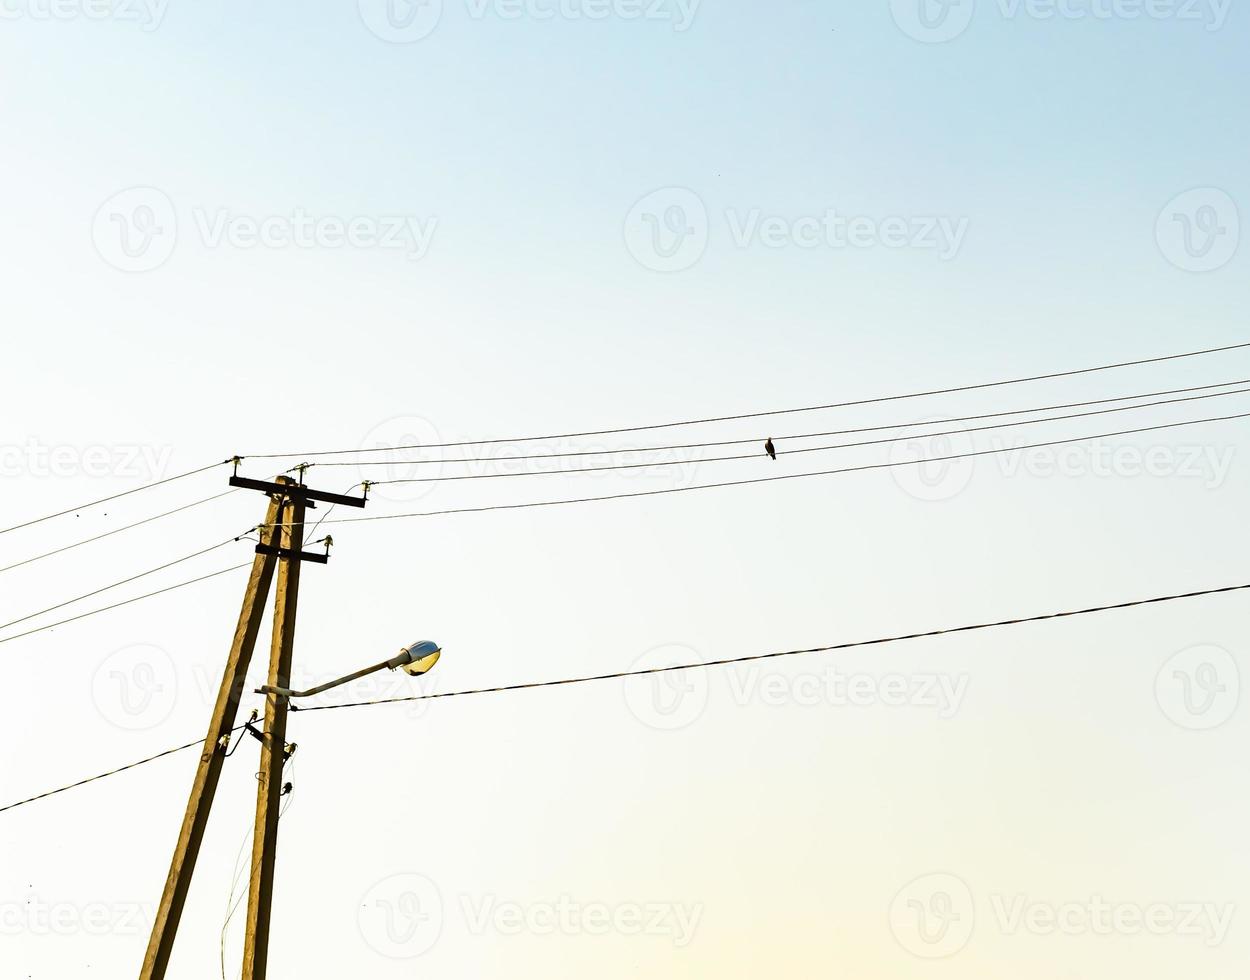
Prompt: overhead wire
<box><xmin>0</xmin><ymin>490</ymin><xmax>237</xmax><ymax>576</ymax></box>
<box><xmin>4</xmin><ymin>580</ymin><xmax>1247</xmax><ymax>814</ymax></box>
<box><xmin>310</xmin><ymin>376</ymin><xmax>1250</xmax><ymax>469</ymax></box>
<box><xmin>239</xmin><ymin>341</ymin><xmax>1250</xmax><ymax>458</ymax></box>
<box><xmin>0</xmin><ymin>726</ymin><xmax>246</xmax><ymax>815</ymax></box>
<box><xmin>270</xmin><ymin>411</ymin><xmax>1250</xmax><ymax>527</ymax></box>
<box><xmin>0</xmin><ymin>459</ymin><xmax>232</xmax><ymax>538</ymax></box>
<box><xmin>0</xmin><ymin>532</ymin><xmax>255</xmax><ymax>632</ymax></box>
<box><xmin>292</xmin><ymin>583</ymin><xmax>1250</xmax><ymax>712</ymax></box>
<box><xmin>0</xmin><ymin>563</ymin><xmax>253</xmax><ymax>647</ymax></box>
<box><xmin>363</xmin><ymin>386</ymin><xmax>1250</xmax><ymax>485</ymax></box>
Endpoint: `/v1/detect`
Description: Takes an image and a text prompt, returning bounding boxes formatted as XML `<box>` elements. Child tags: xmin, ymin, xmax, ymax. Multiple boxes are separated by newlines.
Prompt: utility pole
<box><xmin>240</xmin><ymin>489</ymin><xmax>303</xmax><ymax>980</ymax></box>
<box><xmin>139</xmin><ymin>470</ymin><xmax>366</xmax><ymax>980</ymax></box>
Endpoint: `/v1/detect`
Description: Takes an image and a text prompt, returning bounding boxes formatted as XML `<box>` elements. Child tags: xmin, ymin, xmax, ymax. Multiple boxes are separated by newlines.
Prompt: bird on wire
<box><xmin>764</xmin><ymin>438</ymin><xmax>777</xmax><ymax>461</ymax></box>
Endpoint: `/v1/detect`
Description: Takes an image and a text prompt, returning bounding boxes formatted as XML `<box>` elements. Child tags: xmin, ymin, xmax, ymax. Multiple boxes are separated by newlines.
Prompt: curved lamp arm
<box><xmin>257</xmin><ymin>641</ymin><xmax>440</xmax><ymax>699</ymax></box>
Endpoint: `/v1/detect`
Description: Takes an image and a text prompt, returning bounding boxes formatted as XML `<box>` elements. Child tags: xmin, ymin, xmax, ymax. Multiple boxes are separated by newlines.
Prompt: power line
<box><xmin>242</xmin><ymin>341</ymin><xmax>1250</xmax><ymax>458</ymax></box>
<box><xmin>5</xmin><ymin>580</ymin><xmax>1246</xmax><ymax>813</ymax></box>
<box><xmin>287</xmin><ymin>411</ymin><xmax>1250</xmax><ymax>527</ymax></box>
<box><xmin>0</xmin><ymin>460</ymin><xmax>231</xmax><ymax>539</ymax></box>
<box><xmin>0</xmin><ymin>534</ymin><xmax>251</xmax><ymax>632</ymax></box>
<box><xmin>367</xmin><ymin>386</ymin><xmax>1250</xmax><ymax>486</ymax></box>
<box><xmin>0</xmin><ymin>726</ymin><xmax>247</xmax><ymax>816</ymax></box>
<box><xmin>0</xmin><ymin>563</ymin><xmax>252</xmax><ymax>647</ymax></box>
<box><xmin>292</xmin><ymin>583</ymin><xmax>1250</xmax><ymax>712</ymax></box>
<box><xmin>0</xmin><ymin>490</ymin><xmax>237</xmax><ymax>576</ymax></box>
<box><xmin>310</xmin><ymin>377</ymin><xmax>1250</xmax><ymax>469</ymax></box>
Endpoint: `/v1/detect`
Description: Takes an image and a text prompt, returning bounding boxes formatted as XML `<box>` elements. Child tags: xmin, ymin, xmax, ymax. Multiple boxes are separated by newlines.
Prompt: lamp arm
<box><xmin>257</xmin><ymin>653</ymin><xmax>407</xmax><ymax>699</ymax></box>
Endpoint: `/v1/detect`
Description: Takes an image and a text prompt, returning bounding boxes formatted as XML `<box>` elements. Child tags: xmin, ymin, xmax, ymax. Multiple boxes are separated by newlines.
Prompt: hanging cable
<box><xmin>0</xmin><ymin>533</ymin><xmax>253</xmax><ymax>632</ymax></box>
<box><xmin>0</xmin><ymin>459</ymin><xmax>232</xmax><ymax>538</ymax></box>
<box><xmin>4</xmin><ymin>578</ymin><xmax>1243</xmax><ymax>818</ymax></box>
<box><xmin>269</xmin><ymin>411</ymin><xmax>1250</xmax><ymax>528</ymax></box>
<box><xmin>0</xmin><ymin>563</ymin><xmax>252</xmax><ymax>647</ymax></box>
<box><xmin>239</xmin><ymin>341</ymin><xmax>1250</xmax><ymax>458</ymax></box>
<box><xmin>0</xmin><ymin>490</ymin><xmax>237</xmax><ymax>576</ymax></box>
<box><xmin>291</xmin><ymin>582</ymin><xmax>1250</xmax><ymax>713</ymax></box>
<box><xmin>0</xmin><ymin>724</ymin><xmax>248</xmax><ymax>815</ymax></box>
<box><xmin>311</xmin><ymin>376</ymin><xmax>1250</xmax><ymax>469</ymax></box>
<box><xmin>366</xmin><ymin>386</ymin><xmax>1250</xmax><ymax>485</ymax></box>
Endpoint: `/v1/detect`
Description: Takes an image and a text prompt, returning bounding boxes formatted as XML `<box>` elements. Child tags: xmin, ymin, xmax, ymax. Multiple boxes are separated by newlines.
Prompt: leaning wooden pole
<box><xmin>139</xmin><ymin>494</ymin><xmax>283</xmax><ymax>980</ymax></box>
<box><xmin>241</xmin><ymin>489</ymin><xmax>306</xmax><ymax>980</ymax></box>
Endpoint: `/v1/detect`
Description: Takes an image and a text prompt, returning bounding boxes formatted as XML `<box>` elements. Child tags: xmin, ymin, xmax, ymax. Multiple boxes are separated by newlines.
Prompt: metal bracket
<box><xmin>254</xmin><ymin>543</ymin><xmax>329</xmax><ymax>565</ymax></box>
<box><xmin>229</xmin><ymin>475</ymin><xmax>367</xmax><ymax>509</ymax></box>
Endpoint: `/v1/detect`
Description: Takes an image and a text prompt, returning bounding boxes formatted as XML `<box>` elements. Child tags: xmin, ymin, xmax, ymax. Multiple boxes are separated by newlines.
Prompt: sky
<box><xmin>1</xmin><ymin>1</ymin><xmax>1249</xmax><ymax>977</ymax></box>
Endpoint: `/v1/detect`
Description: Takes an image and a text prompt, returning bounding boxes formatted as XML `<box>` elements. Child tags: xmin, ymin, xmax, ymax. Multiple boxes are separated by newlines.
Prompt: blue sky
<box><xmin>1</xmin><ymin>2</ymin><xmax>1248</xmax><ymax>977</ymax></box>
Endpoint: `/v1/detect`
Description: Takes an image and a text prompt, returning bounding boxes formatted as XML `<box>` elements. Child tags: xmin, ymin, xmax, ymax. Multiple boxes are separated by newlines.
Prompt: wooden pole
<box><xmin>139</xmin><ymin>494</ymin><xmax>283</xmax><ymax>980</ymax></box>
<box><xmin>241</xmin><ymin>488</ymin><xmax>306</xmax><ymax>980</ymax></box>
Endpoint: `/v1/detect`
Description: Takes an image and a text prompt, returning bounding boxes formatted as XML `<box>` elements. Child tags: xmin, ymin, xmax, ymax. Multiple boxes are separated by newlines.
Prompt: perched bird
<box><xmin>764</xmin><ymin>438</ymin><xmax>777</xmax><ymax>461</ymax></box>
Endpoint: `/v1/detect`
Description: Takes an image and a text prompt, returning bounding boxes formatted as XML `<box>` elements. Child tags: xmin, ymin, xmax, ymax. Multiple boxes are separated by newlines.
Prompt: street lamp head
<box><xmin>396</xmin><ymin>640</ymin><xmax>441</xmax><ymax>677</ymax></box>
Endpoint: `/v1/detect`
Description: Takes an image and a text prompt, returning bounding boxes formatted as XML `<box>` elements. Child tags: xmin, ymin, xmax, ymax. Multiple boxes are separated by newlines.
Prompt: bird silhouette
<box><xmin>764</xmin><ymin>438</ymin><xmax>776</xmax><ymax>461</ymax></box>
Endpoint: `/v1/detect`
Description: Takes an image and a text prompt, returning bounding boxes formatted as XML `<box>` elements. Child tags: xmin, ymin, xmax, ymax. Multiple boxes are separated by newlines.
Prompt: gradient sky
<box><xmin>2</xmin><ymin>2</ymin><xmax>1249</xmax><ymax>977</ymax></box>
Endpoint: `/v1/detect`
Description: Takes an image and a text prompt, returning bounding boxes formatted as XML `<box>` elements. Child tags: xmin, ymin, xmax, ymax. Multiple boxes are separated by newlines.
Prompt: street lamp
<box><xmin>256</xmin><ymin>640</ymin><xmax>441</xmax><ymax>699</ymax></box>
